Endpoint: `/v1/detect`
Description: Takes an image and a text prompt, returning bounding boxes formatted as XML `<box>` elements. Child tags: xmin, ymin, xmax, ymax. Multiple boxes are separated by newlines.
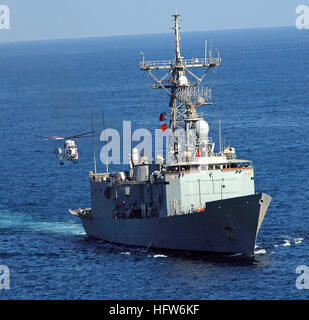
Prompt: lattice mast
<box><xmin>140</xmin><ymin>14</ymin><xmax>221</xmax><ymax>164</ymax></box>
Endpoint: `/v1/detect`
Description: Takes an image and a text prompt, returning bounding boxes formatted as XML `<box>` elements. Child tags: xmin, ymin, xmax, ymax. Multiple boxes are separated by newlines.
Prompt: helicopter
<box><xmin>42</xmin><ymin>131</ymin><xmax>95</xmax><ymax>165</ymax></box>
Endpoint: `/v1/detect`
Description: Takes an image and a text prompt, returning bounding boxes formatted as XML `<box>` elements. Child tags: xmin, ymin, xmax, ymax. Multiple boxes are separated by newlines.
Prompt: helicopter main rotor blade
<box><xmin>40</xmin><ymin>131</ymin><xmax>96</xmax><ymax>141</ymax></box>
<box><xmin>71</xmin><ymin>134</ymin><xmax>99</xmax><ymax>138</ymax></box>
<box><xmin>41</xmin><ymin>136</ymin><xmax>66</xmax><ymax>141</ymax></box>
<box><xmin>63</xmin><ymin>131</ymin><xmax>96</xmax><ymax>139</ymax></box>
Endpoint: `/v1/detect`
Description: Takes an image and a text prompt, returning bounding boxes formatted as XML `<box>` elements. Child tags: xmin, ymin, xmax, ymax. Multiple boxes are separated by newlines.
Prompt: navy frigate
<box><xmin>70</xmin><ymin>14</ymin><xmax>271</xmax><ymax>255</ymax></box>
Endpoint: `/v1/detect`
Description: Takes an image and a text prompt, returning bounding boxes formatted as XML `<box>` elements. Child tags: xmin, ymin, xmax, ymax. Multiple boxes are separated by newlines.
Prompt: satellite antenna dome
<box><xmin>195</xmin><ymin>119</ymin><xmax>209</xmax><ymax>138</ymax></box>
<box><xmin>178</xmin><ymin>75</ymin><xmax>189</xmax><ymax>87</ymax></box>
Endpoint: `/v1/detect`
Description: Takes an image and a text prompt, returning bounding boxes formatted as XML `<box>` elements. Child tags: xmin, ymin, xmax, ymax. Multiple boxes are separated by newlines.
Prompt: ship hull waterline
<box><xmin>79</xmin><ymin>193</ymin><xmax>271</xmax><ymax>255</ymax></box>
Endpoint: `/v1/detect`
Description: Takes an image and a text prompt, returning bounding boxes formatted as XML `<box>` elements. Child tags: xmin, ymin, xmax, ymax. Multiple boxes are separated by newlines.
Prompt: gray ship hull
<box><xmin>80</xmin><ymin>192</ymin><xmax>271</xmax><ymax>255</ymax></box>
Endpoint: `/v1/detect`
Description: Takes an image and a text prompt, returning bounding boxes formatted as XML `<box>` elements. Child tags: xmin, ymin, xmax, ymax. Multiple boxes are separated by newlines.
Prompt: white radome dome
<box><xmin>178</xmin><ymin>75</ymin><xmax>188</xmax><ymax>87</ymax></box>
<box><xmin>195</xmin><ymin>120</ymin><xmax>209</xmax><ymax>138</ymax></box>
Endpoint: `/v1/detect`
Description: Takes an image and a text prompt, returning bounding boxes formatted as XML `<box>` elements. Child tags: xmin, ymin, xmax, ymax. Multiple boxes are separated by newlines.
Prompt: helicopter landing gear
<box><xmin>73</xmin><ymin>161</ymin><xmax>78</xmax><ymax>165</ymax></box>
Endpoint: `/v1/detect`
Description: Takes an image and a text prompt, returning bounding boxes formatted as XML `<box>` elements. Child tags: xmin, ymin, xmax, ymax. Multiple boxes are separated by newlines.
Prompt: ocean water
<box><xmin>1</xmin><ymin>27</ymin><xmax>309</xmax><ymax>300</ymax></box>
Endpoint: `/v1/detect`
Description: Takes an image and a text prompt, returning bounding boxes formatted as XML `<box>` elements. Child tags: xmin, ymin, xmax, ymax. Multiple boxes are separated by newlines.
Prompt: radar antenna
<box><xmin>140</xmin><ymin>14</ymin><xmax>221</xmax><ymax>164</ymax></box>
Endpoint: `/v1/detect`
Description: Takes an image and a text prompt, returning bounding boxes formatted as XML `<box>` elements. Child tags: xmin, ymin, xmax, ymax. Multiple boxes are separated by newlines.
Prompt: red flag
<box><xmin>196</xmin><ymin>148</ymin><xmax>200</xmax><ymax>157</ymax></box>
<box><xmin>160</xmin><ymin>123</ymin><xmax>167</xmax><ymax>132</ymax></box>
<box><xmin>159</xmin><ymin>112</ymin><xmax>167</xmax><ymax>121</ymax></box>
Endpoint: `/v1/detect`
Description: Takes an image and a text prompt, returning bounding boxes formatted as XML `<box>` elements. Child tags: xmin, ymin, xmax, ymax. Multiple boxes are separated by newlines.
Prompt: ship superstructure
<box><xmin>71</xmin><ymin>15</ymin><xmax>271</xmax><ymax>255</ymax></box>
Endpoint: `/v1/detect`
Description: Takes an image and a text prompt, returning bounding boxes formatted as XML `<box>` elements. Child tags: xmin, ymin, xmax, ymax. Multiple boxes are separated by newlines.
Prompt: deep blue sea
<box><xmin>1</xmin><ymin>26</ymin><xmax>309</xmax><ymax>300</ymax></box>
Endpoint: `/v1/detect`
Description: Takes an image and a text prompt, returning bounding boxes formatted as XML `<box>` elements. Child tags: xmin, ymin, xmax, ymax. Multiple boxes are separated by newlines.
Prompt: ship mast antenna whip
<box><xmin>102</xmin><ymin>109</ymin><xmax>109</xmax><ymax>173</ymax></box>
<box><xmin>91</xmin><ymin>112</ymin><xmax>97</xmax><ymax>174</ymax></box>
<box><xmin>219</xmin><ymin>119</ymin><xmax>222</xmax><ymax>154</ymax></box>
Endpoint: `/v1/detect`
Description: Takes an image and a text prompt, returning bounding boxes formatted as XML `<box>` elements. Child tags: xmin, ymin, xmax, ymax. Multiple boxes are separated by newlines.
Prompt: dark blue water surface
<box><xmin>1</xmin><ymin>27</ymin><xmax>309</xmax><ymax>299</ymax></box>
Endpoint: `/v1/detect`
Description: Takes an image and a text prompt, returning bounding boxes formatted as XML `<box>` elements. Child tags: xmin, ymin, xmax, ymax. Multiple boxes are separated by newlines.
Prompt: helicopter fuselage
<box><xmin>56</xmin><ymin>140</ymin><xmax>78</xmax><ymax>164</ymax></box>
